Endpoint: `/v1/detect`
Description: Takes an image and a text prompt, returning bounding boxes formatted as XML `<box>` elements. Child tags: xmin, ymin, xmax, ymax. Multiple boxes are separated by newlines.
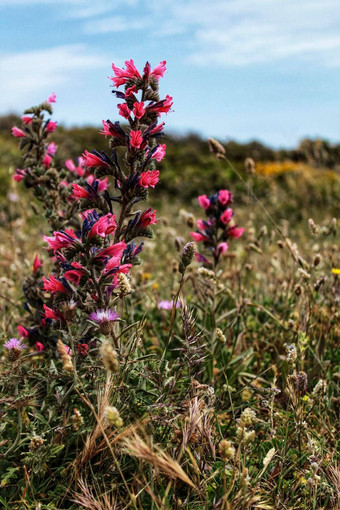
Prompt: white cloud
<box><xmin>0</xmin><ymin>44</ymin><xmax>107</xmax><ymax>112</ymax></box>
<box><xmin>83</xmin><ymin>15</ymin><xmax>148</xmax><ymax>34</ymax></box>
<box><xmin>147</xmin><ymin>0</ymin><xmax>340</xmax><ymax>67</ymax></box>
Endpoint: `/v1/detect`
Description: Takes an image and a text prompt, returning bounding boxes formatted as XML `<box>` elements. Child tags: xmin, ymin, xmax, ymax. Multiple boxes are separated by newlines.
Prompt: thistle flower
<box><xmin>4</xmin><ymin>338</ymin><xmax>26</xmax><ymax>361</ymax></box>
<box><xmin>158</xmin><ymin>300</ymin><xmax>181</xmax><ymax>310</ymax></box>
<box><xmin>89</xmin><ymin>309</ymin><xmax>119</xmax><ymax>335</ymax></box>
<box><xmin>100</xmin><ymin>342</ymin><xmax>119</xmax><ymax>372</ymax></box>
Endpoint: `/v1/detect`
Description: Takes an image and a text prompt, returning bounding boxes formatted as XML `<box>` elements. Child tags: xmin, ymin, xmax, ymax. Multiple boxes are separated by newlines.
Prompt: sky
<box><xmin>0</xmin><ymin>0</ymin><xmax>340</xmax><ymax>147</ymax></box>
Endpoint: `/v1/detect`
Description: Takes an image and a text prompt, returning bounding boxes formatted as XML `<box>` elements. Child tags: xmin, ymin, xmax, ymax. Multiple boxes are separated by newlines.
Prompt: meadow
<box><xmin>0</xmin><ymin>60</ymin><xmax>339</xmax><ymax>510</ymax></box>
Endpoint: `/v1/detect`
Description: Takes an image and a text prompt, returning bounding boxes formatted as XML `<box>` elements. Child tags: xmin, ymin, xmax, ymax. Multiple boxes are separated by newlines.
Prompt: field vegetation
<box><xmin>0</xmin><ymin>61</ymin><xmax>339</xmax><ymax>509</ymax></box>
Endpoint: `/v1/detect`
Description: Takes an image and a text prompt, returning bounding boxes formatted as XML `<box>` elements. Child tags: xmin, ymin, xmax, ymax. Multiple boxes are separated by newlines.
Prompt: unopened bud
<box><xmin>179</xmin><ymin>242</ymin><xmax>196</xmax><ymax>274</ymax></box>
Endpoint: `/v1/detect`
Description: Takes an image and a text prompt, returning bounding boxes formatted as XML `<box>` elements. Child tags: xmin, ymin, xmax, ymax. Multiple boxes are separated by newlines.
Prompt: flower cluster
<box><xmin>12</xmin><ymin>59</ymin><xmax>172</xmax><ymax>355</ymax></box>
<box><xmin>191</xmin><ymin>190</ymin><xmax>244</xmax><ymax>266</ymax></box>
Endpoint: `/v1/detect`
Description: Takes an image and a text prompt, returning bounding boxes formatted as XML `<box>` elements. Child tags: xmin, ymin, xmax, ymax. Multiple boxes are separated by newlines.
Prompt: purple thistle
<box><xmin>4</xmin><ymin>338</ymin><xmax>27</xmax><ymax>350</ymax></box>
<box><xmin>89</xmin><ymin>309</ymin><xmax>119</xmax><ymax>324</ymax></box>
<box><xmin>158</xmin><ymin>300</ymin><xmax>181</xmax><ymax>310</ymax></box>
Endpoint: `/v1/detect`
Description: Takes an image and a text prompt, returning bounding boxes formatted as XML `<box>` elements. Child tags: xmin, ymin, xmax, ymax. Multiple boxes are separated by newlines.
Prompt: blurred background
<box><xmin>0</xmin><ymin>0</ymin><xmax>339</xmax><ymax>218</ymax></box>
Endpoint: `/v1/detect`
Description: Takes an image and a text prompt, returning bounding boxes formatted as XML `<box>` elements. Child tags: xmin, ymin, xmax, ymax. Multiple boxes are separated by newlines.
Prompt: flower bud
<box><xmin>178</xmin><ymin>242</ymin><xmax>196</xmax><ymax>274</ymax></box>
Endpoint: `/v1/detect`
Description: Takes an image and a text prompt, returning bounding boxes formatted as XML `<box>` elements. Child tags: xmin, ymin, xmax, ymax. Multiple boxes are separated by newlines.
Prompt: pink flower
<box><xmin>17</xmin><ymin>325</ymin><xmax>29</xmax><ymax>337</ymax></box>
<box><xmin>64</xmin><ymin>262</ymin><xmax>86</xmax><ymax>285</ymax></box>
<box><xmin>195</xmin><ymin>253</ymin><xmax>211</xmax><ymax>265</ymax></box>
<box><xmin>44</xmin><ymin>228</ymin><xmax>79</xmax><ymax>250</ymax></box>
<box><xmin>139</xmin><ymin>208</ymin><xmax>158</xmax><ymax>228</ymax></box>
<box><xmin>65</xmin><ymin>158</ymin><xmax>84</xmax><ymax>177</ymax></box>
<box><xmin>82</xmin><ymin>150</ymin><xmax>110</xmax><ymax>168</ymax></box>
<box><xmin>4</xmin><ymin>338</ymin><xmax>26</xmax><ymax>350</ymax></box>
<box><xmin>72</xmin><ymin>184</ymin><xmax>90</xmax><ymax>199</ymax></box>
<box><xmin>151</xmin><ymin>60</ymin><xmax>167</xmax><ymax>80</ymax></box>
<box><xmin>12</xmin><ymin>127</ymin><xmax>26</xmax><ymax>138</ymax></box>
<box><xmin>88</xmin><ymin>213</ymin><xmax>117</xmax><ymax>238</ymax></box>
<box><xmin>35</xmin><ymin>341</ymin><xmax>45</xmax><ymax>352</ymax></box>
<box><xmin>220</xmin><ymin>208</ymin><xmax>233</xmax><ymax>224</ymax></box>
<box><xmin>47</xmin><ymin>142</ymin><xmax>57</xmax><ymax>155</ymax></box>
<box><xmin>197</xmin><ymin>220</ymin><xmax>206</xmax><ymax>230</ymax></box>
<box><xmin>117</xmin><ymin>104</ymin><xmax>131</xmax><ymax>119</ymax></box>
<box><xmin>43</xmin><ymin>154</ymin><xmax>52</xmax><ymax>169</ymax></box>
<box><xmin>218</xmin><ymin>190</ymin><xmax>232</xmax><ymax>205</ymax></box>
<box><xmin>158</xmin><ymin>299</ymin><xmax>181</xmax><ymax>310</ymax></box>
<box><xmin>133</xmin><ymin>101</ymin><xmax>145</xmax><ymax>119</ymax></box>
<box><xmin>43</xmin><ymin>304</ymin><xmax>63</xmax><ymax>320</ymax></box>
<box><xmin>110</xmin><ymin>59</ymin><xmax>141</xmax><ymax>87</ymax></box>
<box><xmin>148</xmin><ymin>95</ymin><xmax>173</xmax><ymax>115</ymax></box>
<box><xmin>45</xmin><ymin>121</ymin><xmax>57</xmax><ymax>133</ymax></box>
<box><xmin>104</xmin><ymin>258</ymin><xmax>130</xmax><ymax>274</ymax></box>
<box><xmin>125</xmin><ymin>85</ymin><xmax>138</xmax><ymax>97</ymax></box>
<box><xmin>48</xmin><ymin>92</ymin><xmax>56</xmax><ymax>103</ymax></box>
<box><xmin>77</xmin><ymin>343</ymin><xmax>89</xmax><ymax>356</ymax></box>
<box><xmin>152</xmin><ymin>144</ymin><xmax>166</xmax><ymax>162</ymax></box>
<box><xmin>13</xmin><ymin>168</ymin><xmax>27</xmax><ymax>182</ymax></box>
<box><xmin>87</xmin><ymin>175</ymin><xmax>108</xmax><ymax>192</ymax></box>
<box><xmin>21</xmin><ymin>116</ymin><xmax>33</xmax><ymax>125</ymax></box>
<box><xmin>139</xmin><ymin>170</ymin><xmax>159</xmax><ymax>188</ymax></box>
<box><xmin>95</xmin><ymin>241</ymin><xmax>127</xmax><ymax>262</ymax></box>
<box><xmin>42</xmin><ymin>275</ymin><xmax>69</xmax><ymax>294</ymax></box>
<box><xmin>149</xmin><ymin>123</ymin><xmax>165</xmax><ymax>135</ymax></box>
<box><xmin>65</xmin><ymin>159</ymin><xmax>76</xmax><ymax>172</ymax></box>
<box><xmin>130</xmin><ymin>130</ymin><xmax>143</xmax><ymax>149</ymax></box>
<box><xmin>198</xmin><ymin>195</ymin><xmax>210</xmax><ymax>209</ymax></box>
<box><xmin>217</xmin><ymin>242</ymin><xmax>228</xmax><ymax>255</ymax></box>
<box><xmin>190</xmin><ymin>232</ymin><xmax>209</xmax><ymax>243</ymax></box>
<box><xmin>33</xmin><ymin>254</ymin><xmax>43</xmax><ymax>274</ymax></box>
<box><xmin>228</xmin><ymin>226</ymin><xmax>244</xmax><ymax>239</ymax></box>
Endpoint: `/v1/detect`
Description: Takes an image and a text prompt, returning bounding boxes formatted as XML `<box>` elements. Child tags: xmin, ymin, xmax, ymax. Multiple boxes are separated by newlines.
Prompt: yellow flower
<box><xmin>152</xmin><ymin>282</ymin><xmax>159</xmax><ymax>290</ymax></box>
<box><xmin>142</xmin><ymin>272</ymin><xmax>151</xmax><ymax>280</ymax></box>
<box><xmin>331</xmin><ymin>268</ymin><xmax>340</xmax><ymax>275</ymax></box>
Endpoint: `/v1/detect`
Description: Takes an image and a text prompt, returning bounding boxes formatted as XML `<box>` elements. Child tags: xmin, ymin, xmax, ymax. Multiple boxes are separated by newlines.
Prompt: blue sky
<box><xmin>0</xmin><ymin>0</ymin><xmax>339</xmax><ymax>147</ymax></box>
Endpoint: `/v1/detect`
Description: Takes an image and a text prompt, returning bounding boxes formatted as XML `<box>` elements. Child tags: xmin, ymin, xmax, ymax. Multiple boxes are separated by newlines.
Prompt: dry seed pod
<box><xmin>57</xmin><ymin>339</ymin><xmax>73</xmax><ymax>373</ymax></box>
<box><xmin>101</xmin><ymin>342</ymin><xmax>119</xmax><ymax>373</ymax></box>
